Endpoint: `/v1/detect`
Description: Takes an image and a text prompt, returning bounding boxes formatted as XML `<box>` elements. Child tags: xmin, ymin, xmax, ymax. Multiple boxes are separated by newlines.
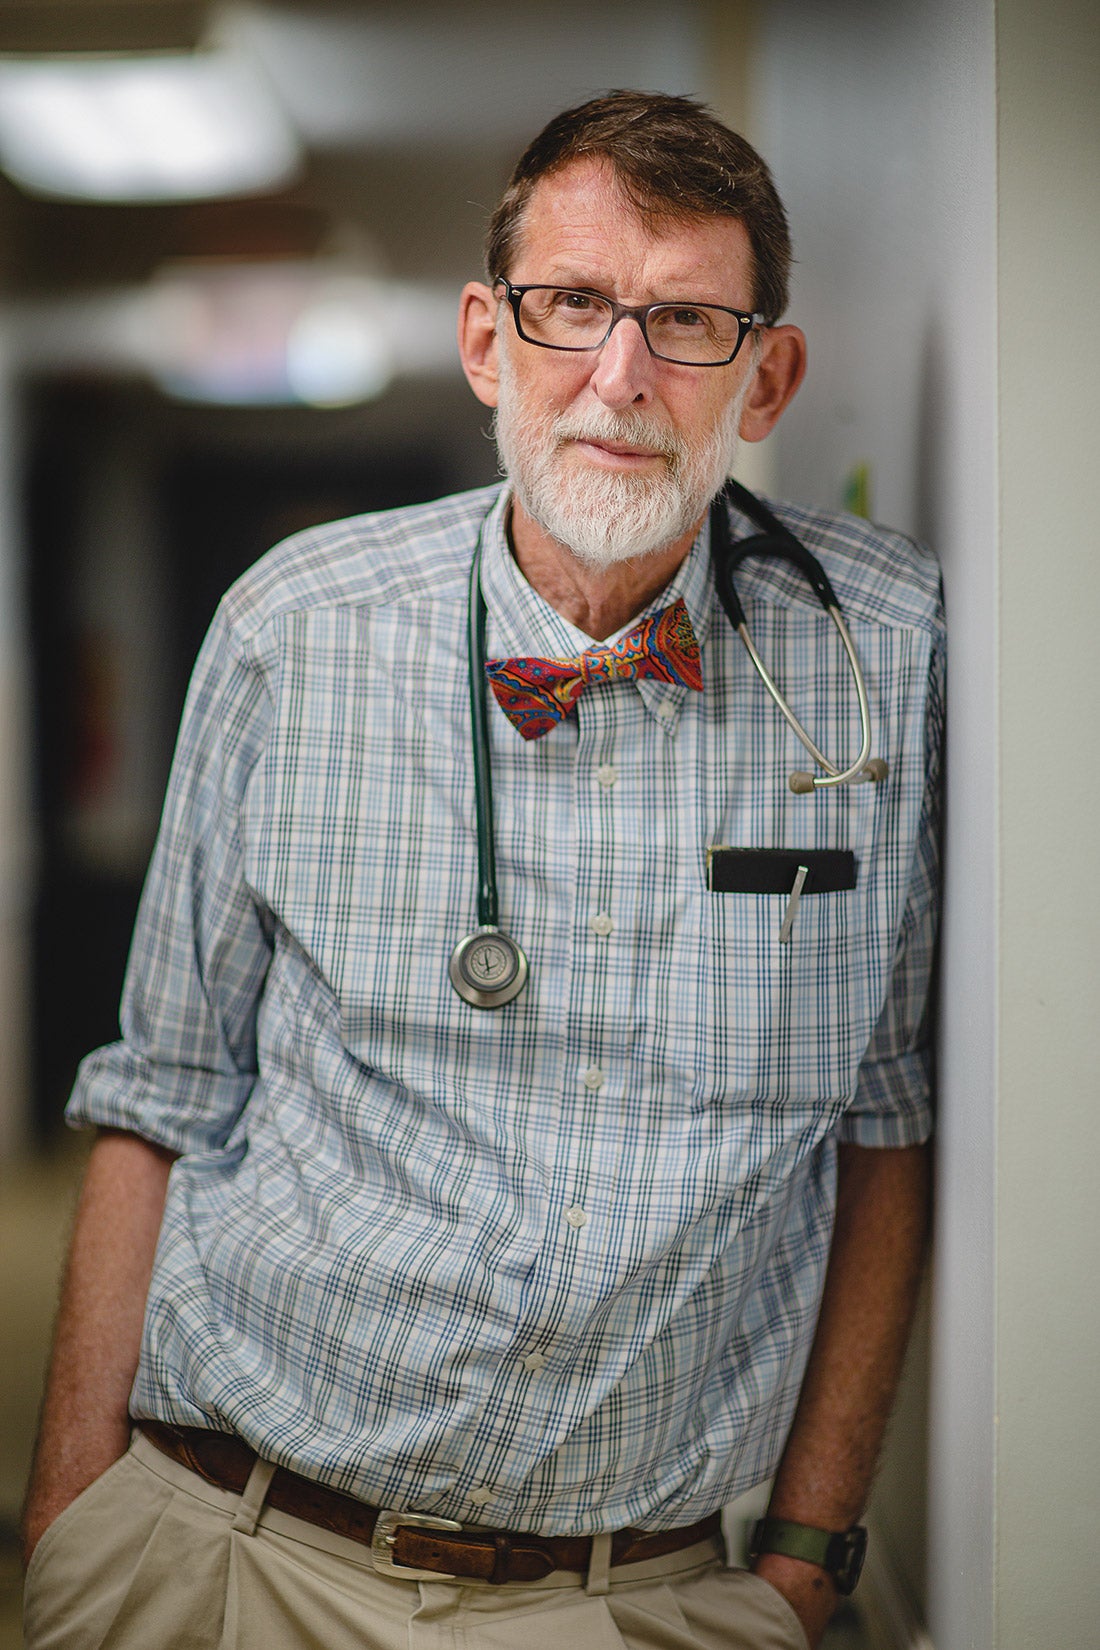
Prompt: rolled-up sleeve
<box><xmin>68</xmin><ymin>604</ymin><xmax>275</xmax><ymax>1156</ymax></box>
<box><xmin>841</xmin><ymin>632</ymin><xmax>945</xmax><ymax>1147</ymax></box>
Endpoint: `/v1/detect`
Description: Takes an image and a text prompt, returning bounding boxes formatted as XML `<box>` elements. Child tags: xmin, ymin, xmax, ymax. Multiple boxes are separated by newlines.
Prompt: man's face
<box><xmin>491</xmin><ymin>157</ymin><xmax>761</xmax><ymax>571</ymax></box>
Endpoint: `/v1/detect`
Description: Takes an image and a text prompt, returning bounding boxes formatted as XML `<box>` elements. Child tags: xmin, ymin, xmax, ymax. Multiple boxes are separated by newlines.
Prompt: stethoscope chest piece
<box><xmin>449</xmin><ymin>926</ymin><xmax>529</xmax><ymax>1009</ymax></box>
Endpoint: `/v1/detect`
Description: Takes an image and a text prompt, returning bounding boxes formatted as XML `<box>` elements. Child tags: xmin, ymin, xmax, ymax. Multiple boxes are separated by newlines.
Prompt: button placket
<box><xmin>551</xmin><ymin>703</ymin><xmax>615</xmax><ymax>1311</ymax></box>
<box><xmin>590</xmin><ymin>758</ymin><xmax>617</xmax><ymax>945</ymax></box>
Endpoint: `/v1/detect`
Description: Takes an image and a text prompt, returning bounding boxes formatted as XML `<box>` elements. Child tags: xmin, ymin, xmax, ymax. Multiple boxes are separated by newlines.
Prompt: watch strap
<box><xmin>748</xmin><ymin>1516</ymin><xmax>867</xmax><ymax>1595</ymax></box>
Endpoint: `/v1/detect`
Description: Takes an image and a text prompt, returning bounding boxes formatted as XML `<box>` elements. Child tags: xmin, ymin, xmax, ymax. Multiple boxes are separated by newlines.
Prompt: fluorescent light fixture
<box><xmin>0</xmin><ymin>48</ymin><xmax>300</xmax><ymax>202</ymax></box>
<box><xmin>285</xmin><ymin>278</ymin><xmax>393</xmax><ymax>408</ymax></box>
<box><xmin>6</xmin><ymin>266</ymin><xmax>461</xmax><ymax>405</ymax></box>
<box><xmin>146</xmin><ymin>261</ymin><xmax>395</xmax><ymax>407</ymax></box>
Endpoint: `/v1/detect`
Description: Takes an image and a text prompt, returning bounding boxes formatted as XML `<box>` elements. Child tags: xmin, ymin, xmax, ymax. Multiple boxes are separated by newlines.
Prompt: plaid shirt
<box><xmin>70</xmin><ymin>483</ymin><xmax>944</xmax><ymax>1535</ymax></box>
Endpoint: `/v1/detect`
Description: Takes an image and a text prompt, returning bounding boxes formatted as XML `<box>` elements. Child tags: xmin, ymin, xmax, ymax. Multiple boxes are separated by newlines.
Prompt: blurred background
<box><xmin>1</xmin><ymin>4</ymin><xmax>1097</xmax><ymax>1649</ymax></box>
<box><xmin>2</xmin><ymin>0</ymin><xmax>722</xmax><ymax>1156</ymax></box>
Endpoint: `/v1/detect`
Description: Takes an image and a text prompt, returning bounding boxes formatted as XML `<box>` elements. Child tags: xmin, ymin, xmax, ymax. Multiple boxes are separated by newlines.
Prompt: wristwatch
<box><xmin>748</xmin><ymin>1517</ymin><xmax>868</xmax><ymax>1595</ymax></box>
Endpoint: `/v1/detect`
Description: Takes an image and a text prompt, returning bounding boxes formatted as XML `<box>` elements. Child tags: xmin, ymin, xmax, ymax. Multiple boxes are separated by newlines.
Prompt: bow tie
<box><xmin>485</xmin><ymin>597</ymin><xmax>703</xmax><ymax>740</ymax></box>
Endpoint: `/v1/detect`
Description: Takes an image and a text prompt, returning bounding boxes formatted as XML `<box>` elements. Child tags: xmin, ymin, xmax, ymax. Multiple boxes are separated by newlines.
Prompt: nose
<box><xmin>588</xmin><ymin>313</ymin><xmax>656</xmax><ymax>410</ymax></box>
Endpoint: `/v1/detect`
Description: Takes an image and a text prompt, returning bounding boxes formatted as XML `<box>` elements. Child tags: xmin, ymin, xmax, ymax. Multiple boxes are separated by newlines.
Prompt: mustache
<box><xmin>550</xmin><ymin>410</ymin><xmax>684</xmax><ymax>466</ymax></box>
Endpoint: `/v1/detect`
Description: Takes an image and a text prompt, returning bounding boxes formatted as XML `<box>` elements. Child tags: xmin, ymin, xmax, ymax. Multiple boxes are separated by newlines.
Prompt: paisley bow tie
<box><xmin>485</xmin><ymin>597</ymin><xmax>703</xmax><ymax>741</ymax></box>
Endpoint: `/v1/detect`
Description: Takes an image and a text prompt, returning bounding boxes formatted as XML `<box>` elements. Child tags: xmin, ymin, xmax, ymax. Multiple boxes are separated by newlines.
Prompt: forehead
<box><xmin>510</xmin><ymin>156</ymin><xmax>754</xmax><ymax>304</ymax></box>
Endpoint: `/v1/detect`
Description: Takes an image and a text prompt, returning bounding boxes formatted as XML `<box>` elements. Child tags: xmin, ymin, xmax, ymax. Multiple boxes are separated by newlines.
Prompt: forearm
<box><xmin>753</xmin><ymin>1141</ymin><xmax>930</xmax><ymax>1640</ymax></box>
<box><xmin>21</xmin><ymin>1128</ymin><xmax>176</xmax><ymax>1566</ymax></box>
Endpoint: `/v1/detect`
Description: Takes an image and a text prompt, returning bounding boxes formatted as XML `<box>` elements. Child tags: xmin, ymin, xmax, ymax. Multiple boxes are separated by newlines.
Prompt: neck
<box><xmin>507</xmin><ymin>494</ymin><xmax>704</xmax><ymax>640</ymax></box>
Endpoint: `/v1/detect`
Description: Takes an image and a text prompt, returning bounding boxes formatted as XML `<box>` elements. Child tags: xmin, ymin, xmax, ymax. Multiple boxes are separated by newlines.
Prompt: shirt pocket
<box><xmin>701</xmin><ymin>871</ymin><xmax>878</xmax><ymax>1118</ymax></box>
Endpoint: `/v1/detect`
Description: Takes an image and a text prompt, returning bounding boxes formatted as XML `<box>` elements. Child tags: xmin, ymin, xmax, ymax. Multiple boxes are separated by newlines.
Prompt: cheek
<box><xmin>662</xmin><ymin>370</ymin><xmax>735</xmax><ymax>429</ymax></box>
<box><xmin>512</xmin><ymin>333</ymin><xmax>602</xmax><ymax>396</ymax></box>
<box><xmin>679</xmin><ymin>396</ymin><xmax>733</xmax><ymax>452</ymax></box>
<box><xmin>542</xmin><ymin>358</ymin><xmax>601</xmax><ymax>412</ymax></box>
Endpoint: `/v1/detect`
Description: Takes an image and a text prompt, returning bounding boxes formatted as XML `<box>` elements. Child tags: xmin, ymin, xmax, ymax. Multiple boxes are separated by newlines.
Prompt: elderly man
<box><xmin>23</xmin><ymin>92</ymin><xmax>942</xmax><ymax>1650</ymax></box>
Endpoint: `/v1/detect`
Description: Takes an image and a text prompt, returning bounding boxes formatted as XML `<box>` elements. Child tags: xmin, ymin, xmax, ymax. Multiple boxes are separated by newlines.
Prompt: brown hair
<box><xmin>485</xmin><ymin>90</ymin><xmax>792</xmax><ymax>324</ymax></box>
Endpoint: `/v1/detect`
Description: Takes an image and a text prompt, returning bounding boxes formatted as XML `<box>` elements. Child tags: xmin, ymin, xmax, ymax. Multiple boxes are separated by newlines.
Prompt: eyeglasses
<box><xmin>495</xmin><ymin>278</ymin><xmax>765</xmax><ymax>367</ymax></box>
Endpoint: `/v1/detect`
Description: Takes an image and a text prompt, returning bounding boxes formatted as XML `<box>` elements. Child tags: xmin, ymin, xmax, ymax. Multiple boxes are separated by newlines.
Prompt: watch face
<box><xmin>828</xmin><ymin>1527</ymin><xmax>868</xmax><ymax>1595</ymax></box>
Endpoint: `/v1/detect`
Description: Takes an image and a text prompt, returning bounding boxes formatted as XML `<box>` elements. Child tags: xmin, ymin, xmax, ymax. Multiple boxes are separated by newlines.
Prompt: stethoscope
<box><xmin>448</xmin><ymin>478</ymin><xmax>888</xmax><ymax>1009</ymax></box>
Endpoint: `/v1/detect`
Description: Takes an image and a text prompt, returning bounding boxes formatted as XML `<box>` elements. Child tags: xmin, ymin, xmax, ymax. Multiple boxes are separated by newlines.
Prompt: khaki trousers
<box><xmin>23</xmin><ymin>1433</ymin><xmax>809</xmax><ymax>1650</ymax></box>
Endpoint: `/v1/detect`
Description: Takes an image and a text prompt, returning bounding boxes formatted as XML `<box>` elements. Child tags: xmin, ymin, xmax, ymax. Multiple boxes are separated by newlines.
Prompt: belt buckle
<box><xmin>371</xmin><ymin>1509</ymin><xmax>464</xmax><ymax>1580</ymax></box>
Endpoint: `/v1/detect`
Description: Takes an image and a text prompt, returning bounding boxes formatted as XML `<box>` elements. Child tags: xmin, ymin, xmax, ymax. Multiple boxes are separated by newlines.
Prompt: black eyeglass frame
<box><xmin>494</xmin><ymin>277</ymin><xmax>767</xmax><ymax>367</ymax></box>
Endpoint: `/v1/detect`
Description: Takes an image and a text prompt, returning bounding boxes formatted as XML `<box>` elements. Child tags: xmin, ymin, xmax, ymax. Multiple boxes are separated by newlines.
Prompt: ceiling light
<box><xmin>0</xmin><ymin>48</ymin><xmax>300</xmax><ymax>202</ymax></box>
<box><xmin>145</xmin><ymin>261</ymin><xmax>395</xmax><ymax>407</ymax></box>
<box><xmin>285</xmin><ymin>278</ymin><xmax>393</xmax><ymax>408</ymax></box>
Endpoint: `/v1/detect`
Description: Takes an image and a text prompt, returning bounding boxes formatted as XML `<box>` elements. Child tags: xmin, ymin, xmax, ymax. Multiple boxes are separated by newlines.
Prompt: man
<box><xmin>23</xmin><ymin>92</ymin><xmax>942</xmax><ymax>1650</ymax></box>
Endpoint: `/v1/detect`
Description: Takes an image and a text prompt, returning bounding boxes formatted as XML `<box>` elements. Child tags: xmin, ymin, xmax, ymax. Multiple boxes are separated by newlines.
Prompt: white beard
<box><xmin>493</xmin><ymin>344</ymin><xmax>750</xmax><ymax>572</ymax></box>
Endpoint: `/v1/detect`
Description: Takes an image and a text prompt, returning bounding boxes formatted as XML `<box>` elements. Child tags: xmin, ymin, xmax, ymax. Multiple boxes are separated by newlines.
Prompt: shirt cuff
<box><xmin>839</xmin><ymin>1047</ymin><xmax>933</xmax><ymax>1147</ymax></box>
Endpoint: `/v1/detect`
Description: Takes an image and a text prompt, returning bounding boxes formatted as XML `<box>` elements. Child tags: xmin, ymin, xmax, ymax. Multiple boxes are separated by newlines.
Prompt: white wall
<box><xmin>746</xmin><ymin>2</ymin><xmax>1100</xmax><ymax>1645</ymax></box>
<box><xmin>748</xmin><ymin>1</ymin><xmax>999</xmax><ymax>1642</ymax></box>
<box><xmin>995</xmin><ymin>2</ymin><xmax>1100</xmax><ymax>1643</ymax></box>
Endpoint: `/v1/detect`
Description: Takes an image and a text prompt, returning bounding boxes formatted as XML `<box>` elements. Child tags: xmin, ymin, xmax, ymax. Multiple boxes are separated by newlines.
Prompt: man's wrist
<box><xmin>749</xmin><ymin>1515</ymin><xmax>868</xmax><ymax>1595</ymax></box>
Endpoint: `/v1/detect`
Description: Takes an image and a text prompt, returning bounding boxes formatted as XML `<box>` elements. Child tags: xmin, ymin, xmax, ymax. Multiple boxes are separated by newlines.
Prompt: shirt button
<box><xmin>565</xmin><ymin>1205</ymin><xmax>588</xmax><ymax>1229</ymax></box>
<box><xmin>468</xmin><ymin>1486</ymin><xmax>493</xmax><ymax>1506</ymax></box>
<box><xmin>590</xmin><ymin>912</ymin><xmax>613</xmax><ymax>937</ymax></box>
<box><xmin>596</xmin><ymin>764</ymin><xmax>618</xmax><ymax>787</ymax></box>
<box><xmin>583</xmin><ymin>1066</ymin><xmax>604</xmax><ymax>1091</ymax></box>
<box><xmin>521</xmin><ymin>1351</ymin><xmax>547</xmax><ymax>1372</ymax></box>
<box><xmin>657</xmin><ymin>701</ymin><xmax>675</xmax><ymax>721</ymax></box>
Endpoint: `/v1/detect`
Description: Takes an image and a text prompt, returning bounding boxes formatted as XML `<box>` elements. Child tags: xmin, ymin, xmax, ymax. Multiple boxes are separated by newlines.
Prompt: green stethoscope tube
<box><xmin>447</xmin><ymin>540</ymin><xmax>530</xmax><ymax>1007</ymax></box>
<box><xmin>467</xmin><ymin>538</ymin><xmax>499</xmax><ymax>929</ymax></box>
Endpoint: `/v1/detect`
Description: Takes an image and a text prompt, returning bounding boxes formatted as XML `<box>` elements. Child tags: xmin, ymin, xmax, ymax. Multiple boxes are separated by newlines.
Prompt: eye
<box><xmin>650</xmin><ymin>305</ymin><xmax>717</xmax><ymax>336</ymax></box>
<box><xmin>552</xmin><ymin>289</ymin><xmax>598</xmax><ymax>312</ymax></box>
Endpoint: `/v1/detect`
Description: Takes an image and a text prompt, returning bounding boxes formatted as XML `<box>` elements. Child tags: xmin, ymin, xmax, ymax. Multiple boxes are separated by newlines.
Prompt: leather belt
<box><xmin>138</xmin><ymin>1420</ymin><xmax>721</xmax><ymax>1584</ymax></box>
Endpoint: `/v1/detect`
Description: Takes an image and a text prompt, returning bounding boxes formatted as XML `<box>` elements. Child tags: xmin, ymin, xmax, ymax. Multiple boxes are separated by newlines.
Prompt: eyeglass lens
<box><xmin>515</xmin><ymin>287</ymin><xmax>746</xmax><ymax>365</ymax></box>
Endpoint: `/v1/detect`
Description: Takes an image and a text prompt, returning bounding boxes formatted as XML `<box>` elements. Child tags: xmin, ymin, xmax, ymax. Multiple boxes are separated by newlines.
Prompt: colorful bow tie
<box><xmin>486</xmin><ymin>597</ymin><xmax>703</xmax><ymax>740</ymax></box>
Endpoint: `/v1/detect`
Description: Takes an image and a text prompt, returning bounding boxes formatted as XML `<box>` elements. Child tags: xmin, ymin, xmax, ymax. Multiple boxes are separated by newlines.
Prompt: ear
<box><xmin>738</xmin><ymin>325</ymin><xmax>807</xmax><ymax>443</ymax></box>
<box><xmin>458</xmin><ymin>281</ymin><xmax>501</xmax><ymax>408</ymax></box>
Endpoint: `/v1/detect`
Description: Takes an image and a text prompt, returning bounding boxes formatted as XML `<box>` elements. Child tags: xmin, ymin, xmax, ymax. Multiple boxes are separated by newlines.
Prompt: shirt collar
<box><xmin>477</xmin><ymin>487</ymin><xmax>719</xmax><ymax>736</ymax></box>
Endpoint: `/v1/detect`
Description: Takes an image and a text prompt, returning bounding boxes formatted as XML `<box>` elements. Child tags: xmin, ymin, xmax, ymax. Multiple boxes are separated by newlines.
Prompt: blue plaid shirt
<box><xmin>70</xmin><ymin>483</ymin><xmax>944</xmax><ymax>1535</ymax></box>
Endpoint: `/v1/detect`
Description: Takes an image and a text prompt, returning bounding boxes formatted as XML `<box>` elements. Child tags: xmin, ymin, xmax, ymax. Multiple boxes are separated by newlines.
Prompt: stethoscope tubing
<box><xmin>466</xmin><ymin>544</ymin><xmax>499</xmax><ymax>929</ymax></box>
<box><xmin>732</xmin><ymin>609</ymin><xmax>877</xmax><ymax>789</ymax></box>
<box><xmin>714</xmin><ymin>481</ymin><xmax>887</xmax><ymax>792</ymax></box>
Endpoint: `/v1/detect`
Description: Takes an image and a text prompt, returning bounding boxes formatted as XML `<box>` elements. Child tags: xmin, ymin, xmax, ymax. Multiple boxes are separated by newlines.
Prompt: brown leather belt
<box><xmin>138</xmin><ymin>1420</ymin><xmax>721</xmax><ymax>1584</ymax></box>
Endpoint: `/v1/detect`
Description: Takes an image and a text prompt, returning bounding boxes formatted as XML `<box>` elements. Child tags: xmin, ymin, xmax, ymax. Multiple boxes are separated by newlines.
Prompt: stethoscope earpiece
<box><xmin>790</xmin><ymin>755</ymin><xmax>888</xmax><ymax>795</ymax></box>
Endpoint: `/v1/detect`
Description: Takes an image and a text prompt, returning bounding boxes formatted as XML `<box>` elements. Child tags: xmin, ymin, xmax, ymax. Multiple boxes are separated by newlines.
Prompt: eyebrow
<box><xmin>531</xmin><ymin>271</ymin><xmax>740</xmax><ymax>306</ymax></box>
